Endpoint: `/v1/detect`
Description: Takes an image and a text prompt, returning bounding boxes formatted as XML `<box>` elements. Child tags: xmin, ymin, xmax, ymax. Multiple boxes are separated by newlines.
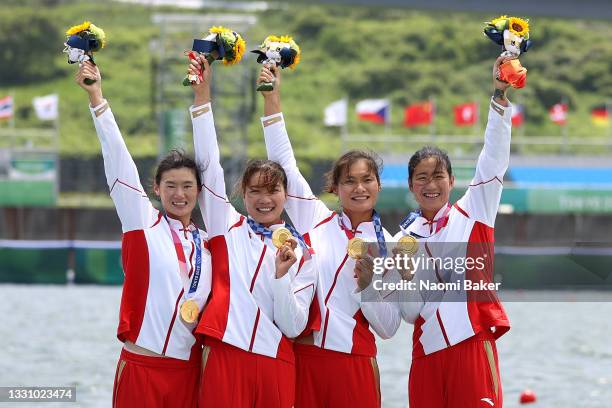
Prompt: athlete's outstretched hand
<box><xmin>260</xmin><ymin>65</ymin><xmax>281</xmax><ymax>116</ymax></box>
<box><xmin>75</xmin><ymin>61</ymin><xmax>103</xmax><ymax>107</ymax></box>
<box><xmin>275</xmin><ymin>237</ymin><xmax>298</xmax><ymax>278</ymax></box>
<box><xmin>354</xmin><ymin>254</ymin><xmax>375</xmax><ymax>291</ymax></box>
<box><xmin>492</xmin><ymin>54</ymin><xmax>513</xmax><ymax>107</ymax></box>
<box><xmin>189</xmin><ymin>54</ymin><xmax>212</xmax><ymax>106</ymax></box>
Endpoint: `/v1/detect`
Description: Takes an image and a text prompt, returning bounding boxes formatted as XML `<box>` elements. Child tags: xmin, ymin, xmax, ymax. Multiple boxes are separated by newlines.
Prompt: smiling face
<box><xmin>334</xmin><ymin>159</ymin><xmax>380</xmax><ymax>221</ymax></box>
<box><xmin>243</xmin><ymin>170</ymin><xmax>287</xmax><ymax>227</ymax></box>
<box><xmin>154</xmin><ymin>167</ymin><xmax>199</xmax><ymax>226</ymax></box>
<box><xmin>409</xmin><ymin>157</ymin><xmax>454</xmax><ymax>219</ymax></box>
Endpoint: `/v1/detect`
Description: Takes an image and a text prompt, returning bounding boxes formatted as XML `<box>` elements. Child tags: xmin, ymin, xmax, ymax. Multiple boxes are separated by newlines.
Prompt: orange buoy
<box><xmin>519</xmin><ymin>389</ymin><xmax>537</xmax><ymax>404</ymax></box>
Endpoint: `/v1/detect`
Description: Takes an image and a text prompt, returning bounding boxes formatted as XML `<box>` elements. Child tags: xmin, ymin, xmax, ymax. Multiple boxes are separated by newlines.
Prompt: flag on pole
<box><xmin>0</xmin><ymin>96</ymin><xmax>14</xmax><ymax>120</ymax></box>
<box><xmin>32</xmin><ymin>94</ymin><xmax>59</xmax><ymax>121</ymax></box>
<box><xmin>403</xmin><ymin>101</ymin><xmax>434</xmax><ymax>127</ymax></box>
<box><xmin>324</xmin><ymin>98</ymin><xmax>348</xmax><ymax>127</ymax></box>
<box><xmin>591</xmin><ymin>106</ymin><xmax>609</xmax><ymax>127</ymax></box>
<box><xmin>511</xmin><ymin>104</ymin><xmax>525</xmax><ymax>127</ymax></box>
<box><xmin>549</xmin><ymin>103</ymin><xmax>568</xmax><ymax>125</ymax></box>
<box><xmin>356</xmin><ymin>99</ymin><xmax>390</xmax><ymax>124</ymax></box>
<box><xmin>453</xmin><ymin>102</ymin><xmax>477</xmax><ymax>126</ymax></box>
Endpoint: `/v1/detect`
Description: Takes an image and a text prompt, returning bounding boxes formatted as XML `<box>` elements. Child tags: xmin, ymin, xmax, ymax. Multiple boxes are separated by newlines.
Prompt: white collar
<box><xmin>165</xmin><ymin>216</ymin><xmax>196</xmax><ymax>232</ymax></box>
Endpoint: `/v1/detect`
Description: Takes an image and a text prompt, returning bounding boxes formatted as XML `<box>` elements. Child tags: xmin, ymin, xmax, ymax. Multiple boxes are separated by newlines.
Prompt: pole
<box><xmin>474</xmin><ymin>98</ymin><xmax>481</xmax><ymax>156</ymax></box>
<box><xmin>515</xmin><ymin>93</ymin><xmax>525</xmax><ymax>154</ymax></box>
<box><xmin>607</xmin><ymin>99</ymin><xmax>612</xmax><ymax>149</ymax></box>
<box><xmin>429</xmin><ymin>96</ymin><xmax>436</xmax><ymax>143</ymax></box>
<box><xmin>561</xmin><ymin>96</ymin><xmax>568</xmax><ymax>154</ymax></box>
<box><xmin>9</xmin><ymin>91</ymin><xmax>15</xmax><ymax>130</ymax></box>
<box><xmin>385</xmin><ymin>99</ymin><xmax>391</xmax><ymax>136</ymax></box>
<box><xmin>340</xmin><ymin>97</ymin><xmax>348</xmax><ymax>153</ymax></box>
<box><xmin>8</xmin><ymin>91</ymin><xmax>16</xmax><ymax>154</ymax></box>
<box><xmin>54</xmin><ymin>92</ymin><xmax>61</xmax><ymax>203</ymax></box>
<box><xmin>340</xmin><ymin>121</ymin><xmax>348</xmax><ymax>153</ymax></box>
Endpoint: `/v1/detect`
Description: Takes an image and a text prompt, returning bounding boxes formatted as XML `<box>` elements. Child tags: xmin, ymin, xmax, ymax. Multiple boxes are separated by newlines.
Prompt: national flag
<box><xmin>591</xmin><ymin>106</ymin><xmax>609</xmax><ymax>127</ymax></box>
<box><xmin>0</xmin><ymin>96</ymin><xmax>14</xmax><ymax>120</ymax></box>
<box><xmin>403</xmin><ymin>101</ymin><xmax>434</xmax><ymax>127</ymax></box>
<box><xmin>549</xmin><ymin>103</ymin><xmax>568</xmax><ymax>125</ymax></box>
<box><xmin>32</xmin><ymin>94</ymin><xmax>59</xmax><ymax>121</ymax></box>
<box><xmin>324</xmin><ymin>98</ymin><xmax>348</xmax><ymax>127</ymax></box>
<box><xmin>356</xmin><ymin>99</ymin><xmax>390</xmax><ymax>124</ymax></box>
<box><xmin>511</xmin><ymin>104</ymin><xmax>524</xmax><ymax>127</ymax></box>
<box><xmin>453</xmin><ymin>102</ymin><xmax>478</xmax><ymax>126</ymax></box>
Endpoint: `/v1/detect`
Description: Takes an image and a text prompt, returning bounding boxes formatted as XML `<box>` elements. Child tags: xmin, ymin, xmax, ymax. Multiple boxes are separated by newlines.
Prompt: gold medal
<box><xmin>272</xmin><ymin>227</ymin><xmax>292</xmax><ymax>248</ymax></box>
<box><xmin>180</xmin><ymin>299</ymin><xmax>200</xmax><ymax>324</ymax></box>
<box><xmin>347</xmin><ymin>237</ymin><xmax>367</xmax><ymax>259</ymax></box>
<box><xmin>397</xmin><ymin>235</ymin><xmax>419</xmax><ymax>255</ymax></box>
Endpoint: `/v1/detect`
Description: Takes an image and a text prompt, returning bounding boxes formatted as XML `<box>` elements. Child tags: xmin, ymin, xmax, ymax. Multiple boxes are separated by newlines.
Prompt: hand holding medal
<box><xmin>394</xmin><ymin>235</ymin><xmax>419</xmax><ymax>281</ymax></box>
<box><xmin>252</xmin><ymin>35</ymin><xmax>300</xmax><ymax>91</ymax></box>
<box><xmin>272</xmin><ymin>227</ymin><xmax>294</xmax><ymax>249</ymax></box>
<box><xmin>274</xmin><ymin>228</ymin><xmax>298</xmax><ymax>278</ymax></box>
<box><xmin>484</xmin><ymin>15</ymin><xmax>532</xmax><ymax>88</ymax></box>
<box><xmin>349</xmin><ymin>239</ymin><xmax>376</xmax><ymax>291</ymax></box>
<box><xmin>182</xmin><ymin>26</ymin><xmax>245</xmax><ymax>86</ymax></box>
<box><xmin>64</xmin><ymin>21</ymin><xmax>106</xmax><ymax>85</ymax></box>
<box><xmin>396</xmin><ymin>235</ymin><xmax>419</xmax><ymax>256</ymax></box>
<box><xmin>347</xmin><ymin>237</ymin><xmax>367</xmax><ymax>260</ymax></box>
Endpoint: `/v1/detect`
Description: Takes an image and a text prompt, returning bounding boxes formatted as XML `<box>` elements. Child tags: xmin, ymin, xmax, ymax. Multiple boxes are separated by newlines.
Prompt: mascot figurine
<box><xmin>484</xmin><ymin>15</ymin><xmax>532</xmax><ymax>89</ymax></box>
<box><xmin>182</xmin><ymin>26</ymin><xmax>245</xmax><ymax>86</ymax></box>
<box><xmin>252</xmin><ymin>35</ymin><xmax>300</xmax><ymax>91</ymax></box>
<box><xmin>63</xmin><ymin>21</ymin><xmax>106</xmax><ymax>85</ymax></box>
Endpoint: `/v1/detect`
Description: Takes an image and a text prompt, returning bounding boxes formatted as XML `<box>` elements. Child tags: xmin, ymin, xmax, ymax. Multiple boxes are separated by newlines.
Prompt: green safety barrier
<box><xmin>0</xmin><ymin>245</ymin><xmax>123</xmax><ymax>284</ymax></box>
<box><xmin>0</xmin><ymin>247</ymin><xmax>69</xmax><ymax>283</ymax></box>
<box><xmin>74</xmin><ymin>247</ymin><xmax>123</xmax><ymax>285</ymax></box>
<box><xmin>495</xmin><ymin>251</ymin><xmax>612</xmax><ymax>289</ymax></box>
<box><xmin>0</xmin><ymin>180</ymin><xmax>56</xmax><ymax>206</ymax></box>
<box><xmin>378</xmin><ymin>186</ymin><xmax>612</xmax><ymax>214</ymax></box>
<box><xmin>1</xmin><ymin>245</ymin><xmax>611</xmax><ymax>289</ymax></box>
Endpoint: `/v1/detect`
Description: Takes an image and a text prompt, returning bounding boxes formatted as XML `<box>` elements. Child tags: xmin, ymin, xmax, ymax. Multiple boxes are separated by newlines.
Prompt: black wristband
<box><xmin>493</xmin><ymin>88</ymin><xmax>507</xmax><ymax>101</ymax></box>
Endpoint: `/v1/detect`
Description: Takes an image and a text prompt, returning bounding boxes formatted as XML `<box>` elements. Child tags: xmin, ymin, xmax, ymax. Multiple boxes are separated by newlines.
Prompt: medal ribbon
<box><xmin>399</xmin><ymin>209</ymin><xmax>421</xmax><ymax>234</ymax></box>
<box><xmin>246</xmin><ymin>217</ymin><xmax>308</xmax><ymax>250</ymax></box>
<box><xmin>166</xmin><ymin>216</ymin><xmax>202</xmax><ymax>300</ymax></box>
<box><xmin>422</xmin><ymin>204</ymin><xmax>451</xmax><ymax>234</ymax></box>
<box><xmin>337</xmin><ymin>210</ymin><xmax>387</xmax><ymax>257</ymax></box>
<box><xmin>399</xmin><ymin>204</ymin><xmax>451</xmax><ymax>237</ymax></box>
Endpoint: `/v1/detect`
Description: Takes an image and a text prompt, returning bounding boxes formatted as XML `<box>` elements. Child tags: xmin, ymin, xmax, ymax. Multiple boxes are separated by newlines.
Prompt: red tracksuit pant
<box><xmin>198</xmin><ymin>336</ymin><xmax>295</xmax><ymax>408</ymax></box>
<box><xmin>409</xmin><ymin>331</ymin><xmax>503</xmax><ymax>408</ymax></box>
<box><xmin>294</xmin><ymin>343</ymin><xmax>380</xmax><ymax>408</ymax></box>
<box><xmin>112</xmin><ymin>348</ymin><xmax>201</xmax><ymax>408</ymax></box>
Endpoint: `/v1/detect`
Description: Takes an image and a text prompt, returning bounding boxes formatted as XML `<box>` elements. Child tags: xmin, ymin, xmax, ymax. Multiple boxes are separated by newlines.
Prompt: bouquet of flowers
<box><xmin>484</xmin><ymin>16</ymin><xmax>532</xmax><ymax>89</ymax></box>
<box><xmin>182</xmin><ymin>26</ymin><xmax>246</xmax><ymax>86</ymax></box>
<box><xmin>63</xmin><ymin>21</ymin><xmax>106</xmax><ymax>85</ymax></box>
<box><xmin>252</xmin><ymin>35</ymin><xmax>300</xmax><ymax>91</ymax></box>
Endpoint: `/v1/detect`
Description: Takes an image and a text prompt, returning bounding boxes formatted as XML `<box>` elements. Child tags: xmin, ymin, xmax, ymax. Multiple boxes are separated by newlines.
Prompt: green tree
<box><xmin>0</xmin><ymin>11</ymin><xmax>63</xmax><ymax>85</ymax></box>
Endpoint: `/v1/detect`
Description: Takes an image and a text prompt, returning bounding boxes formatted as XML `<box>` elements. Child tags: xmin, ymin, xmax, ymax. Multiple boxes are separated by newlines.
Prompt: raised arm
<box><xmin>456</xmin><ymin>55</ymin><xmax>514</xmax><ymax>227</ymax></box>
<box><xmin>259</xmin><ymin>66</ymin><xmax>332</xmax><ymax>234</ymax></box>
<box><xmin>189</xmin><ymin>57</ymin><xmax>241</xmax><ymax>237</ymax></box>
<box><xmin>76</xmin><ymin>62</ymin><xmax>157</xmax><ymax>232</ymax></box>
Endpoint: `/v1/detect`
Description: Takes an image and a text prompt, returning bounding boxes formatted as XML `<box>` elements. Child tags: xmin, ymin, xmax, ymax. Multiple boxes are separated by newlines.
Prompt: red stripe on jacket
<box><xmin>466</xmin><ymin>222</ymin><xmax>510</xmax><ymax>340</ymax></box>
<box><xmin>196</xmin><ymin>235</ymin><xmax>231</xmax><ymax>341</ymax></box>
<box><xmin>350</xmin><ymin>309</ymin><xmax>377</xmax><ymax>357</ymax></box>
<box><xmin>118</xmin><ymin>230</ymin><xmax>150</xmax><ymax>343</ymax></box>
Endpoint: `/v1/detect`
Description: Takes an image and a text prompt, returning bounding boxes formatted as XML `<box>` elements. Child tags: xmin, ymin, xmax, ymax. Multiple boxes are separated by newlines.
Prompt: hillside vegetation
<box><xmin>1</xmin><ymin>0</ymin><xmax>610</xmax><ymax>161</ymax></box>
